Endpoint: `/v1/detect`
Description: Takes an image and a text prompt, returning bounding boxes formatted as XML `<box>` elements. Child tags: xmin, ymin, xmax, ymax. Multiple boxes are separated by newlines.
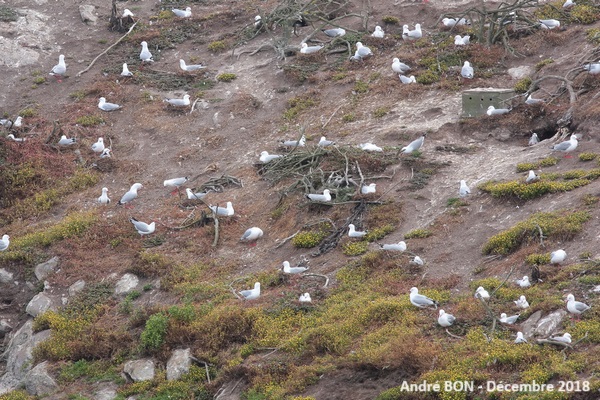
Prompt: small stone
<box><xmin>166</xmin><ymin>348</ymin><xmax>192</xmax><ymax>381</ymax></box>
<box><xmin>68</xmin><ymin>279</ymin><xmax>86</xmax><ymax>297</ymax></box>
<box><xmin>0</xmin><ymin>268</ymin><xmax>13</xmax><ymax>283</ymax></box>
<box><xmin>34</xmin><ymin>256</ymin><xmax>59</xmax><ymax>281</ymax></box>
<box><xmin>123</xmin><ymin>359</ymin><xmax>155</xmax><ymax>382</ymax></box>
<box><xmin>24</xmin><ymin>361</ymin><xmax>58</xmax><ymax>396</ymax></box>
<box><xmin>79</xmin><ymin>5</ymin><xmax>98</xmax><ymax>25</ymax></box>
<box><xmin>25</xmin><ymin>293</ymin><xmax>54</xmax><ymax>317</ymax></box>
<box><xmin>508</xmin><ymin>66</ymin><xmax>533</xmax><ymax>80</ymax></box>
<box><xmin>115</xmin><ymin>273</ymin><xmax>139</xmax><ymax>295</ymax></box>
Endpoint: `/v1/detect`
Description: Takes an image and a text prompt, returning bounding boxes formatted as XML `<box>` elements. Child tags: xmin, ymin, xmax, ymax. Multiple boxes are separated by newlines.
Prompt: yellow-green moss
<box><xmin>570</xmin><ymin>4</ymin><xmax>600</xmax><ymax>24</ymax></box>
<box><xmin>342</xmin><ymin>113</ymin><xmax>356</xmax><ymax>123</ymax></box>
<box><xmin>514</xmin><ymin>77</ymin><xmax>532</xmax><ymax>93</ymax></box>
<box><xmin>11</xmin><ymin>211</ymin><xmax>98</xmax><ymax>249</ymax></box>
<box><xmin>482</xmin><ymin>210</ymin><xmax>590</xmax><ymax>255</ymax></box>
<box><xmin>381</xmin><ymin>15</ymin><xmax>399</xmax><ymax>25</ymax></box>
<box><xmin>216</xmin><ymin>73</ymin><xmax>236</xmax><ymax>82</ymax></box>
<box><xmin>208</xmin><ymin>40</ymin><xmax>227</xmax><ymax>52</ymax></box>
<box><xmin>373</xmin><ymin>107</ymin><xmax>390</xmax><ymax>118</ymax></box>
<box><xmin>526</xmin><ymin>253</ymin><xmax>551</xmax><ymax>265</ymax></box>
<box><xmin>579</xmin><ymin>152</ymin><xmax>597</xmax><ymax>161</ymax></box>
<box><xmin>353</xmin><ymin>80</ymin><xmax>369</xmax><ymax>94</ymax></box>
<box><xmin>479</xmin><ymin>178</ymin><xmax>591</xmax><ymax>200</ymax></box>
<box><xmin>75</xmin><ymin>115</ymin><xmax>105</xmax><ymax>126</ymax></box>
<box><xmin>291</xmin><ymin>230</ymin><xmax>328</xmax><ymax>248</ymax></box>
<box><xmin>404</xmin><ymin>228</ymin><xmax>432</xmax><ymax>239</ymax></box>
<box><xmin>342</xmin><ymin>241</ymin><xmax>369</xmax><ymax>256</ymax></box>
<box><xmin>364</xmin><ymin>225</ymin><xmax>394</xmax><ymax>242</ymax></box>
<box><xmin>0</xmin><ymin>390</ymin><xmax>33</xmax><ymax>400</ymax></box>
<box><xmin>416</xmin><ymin>70</ymin><xmax>439</xmax><ymax>85</ymax></box>
<box><xmin>283</xmin><ymin>94</ymin><xmax>318</xmax><ymax>120</ymax></box>
<box><xmin>535</xmin><ymin>58</ymin><xmax>555</xmax><ymax>71</ymax></box>
<box><xmin>516</xmin><ymin>157</ymin><xmax>559</xmax><ymax>172</ymax></box>
<box><xmin>586</xmin><ymin>28</ymin><xmax>600</xmax><ymax>44</ymax></box>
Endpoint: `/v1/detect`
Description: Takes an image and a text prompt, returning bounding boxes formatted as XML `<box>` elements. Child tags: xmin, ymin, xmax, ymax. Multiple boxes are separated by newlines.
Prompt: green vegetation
<box><xmin>353</xmin><ymin>80</ymin><xmax>369</xmax><ymax>94</ymax></box>
<box><xmin>292</xmin><ymin>230</ymin><xmax>328</xmax><ymax>248</ymax></box>
<box><xmin>342</xmin><ymin>113</ymin><xmax>356</xmax><ymax>123</ymax></box>
<box><xmin>141</xmin><ymin>312</ymin><xmax>169</xmax><ymax>350</ymax></box>
<box><xmin>381</xmin><ymin>15</ymin><xmax>400</xmax><ymax>25</ymax></box>
<box><xmin>373</xmin><ymin>107</ymin><xmax>390</xmax><ymax>118</ymax></box>
<box><xmin>0</xmin><ymin>5</ymin><xmax>18</xmax><ymax>22</ymax></box>
<box><xmin>404</xmin><ymin>228</ymin><xmax>432</xmax><ymax>239</ymax></box>
<box><xmin>364</xmin><ymin>225</ymin><xmax>395</xmax><ymax>242</ymax></box>
<box><xmin>216</xmin><ymin>73</ymin><xmax>237</xmax><ymax>82</ymax></box>
<box><xmin>208</xmin><ymin>40</ymin><xmax>228</xmax><ymax>52</ymax></box>
<box><xmin>342</xmin><ymin>241</ymin><xmax>369</xmax><ymax>256</ymax></box>
<box><xmin>59</xmin><ymin>359</ymin><xmax>122</xmax><ymax>383</ymax></box>
<box><xmin>535</xmin><ymin>58</ymin><xmax>554</xmax><ymax>71</ymax></box>
<box><xmin>579</xmin><ymin>152</ymin><xmax>597</xmax><ymax>161</ymax></box>
<box><xmin>75</xmin><ymin>115</ymin><xmax>105</xmax><ymax>126</ymax></box>
<box><xmin>516</xmin><ymin>156</ymin><xmax>559</xmax><ymax>172</ymax></box>
<box><xmin>514</xmin><ymin>77</ymin><xmax>532</xmax><ymax>93</ymax></box>
<box><xmin>586</xmin><ymin>28</ymin><xmax>600</xmax><ymax>44</ymax></box>
<box><xmin>526</xmin><ymin>253</ymin><xmax>552</xmax><ymax>265</ymax></box>
<box><xmin>480</xmin><ymin>168</ymin><xmax>600</xmax><ymax>200</ymax></box>
<box><xmin>482</xmin><ymin>210</ymin><xmax>590</xmax><ymax>255</ymax></box>
<box><xmin>416</xmin><ymin>70</ymin><xmax>440</xmax><ymax>85</ymax></box>
<box><xmin>571</xmin><ymin>4</ymin><xmax>600</xmax><ymax>24</ymax></box>
<box><xmin>33</xmin><ymin>76</ymin><xmax>46</xmax><ymax>85</ymax></box>
<box><xmin>283</xmin><ymin>93</ymin><xmax>318</xmax><ymax>120</ymax></box>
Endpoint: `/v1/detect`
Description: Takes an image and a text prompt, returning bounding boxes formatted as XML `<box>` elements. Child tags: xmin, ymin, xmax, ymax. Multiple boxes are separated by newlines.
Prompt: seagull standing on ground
<box><xmin>392</xmin><ymin>58</ymin><xmax>411</xmax><ymax>74</ymax></box>
<box><xmin>461</xmin><ymin>61</ymin><xmax>474</xmax><ymax>79</ymax></box>
<box><xmin>475</xmin><ymin>286</ymin><xmax>490</xmax><ymax>300</ymax></box>
<box><xmin>526</xmin><ymin>170</ymin><xmax>540</xmax><ymax>183</ymax></box>
<box><xmin>118</xmin><ymin>183</ymin><xmax>143</xmax><ymax>206</ymax></box>
<box><xmin>49</xmin><ymin>54</ymin><xmax>66</xmax><ymax>82</ymax></box>
<box><xmin>306</xmin><ymin>189</ymin><xmax>331</xmax><ymax>202</ymax></box>
<box><xmin>352</xmin><ymin>42</ymin><xmax>373</xmax><ymax>60</ymax></box>
<box><xmin>550</xmin><ymin>135</ymin><xmax>578</xmax><ymax>157</ymax></box>
<box><xmin>318</xmin><ymin>136</ymin><xmax>335</xmax><ymax>147</ymax></box>
<box><xmin>164</xmin><ymin>177</ymin><xmax>189</xmax><ymax>194</ymax></box>
<box><xmin>528</xmin><ymin>132</ymin><xmax>540</xmax><ymax>146</ymax></box>
<box><xmin>0</xmin><ymin>235</ymin><xmax>10</xmax><ymax>251</ymax></box>
<box><xmin>121</xmin><ymin>63</ymin><xmax>133</xmax><ymax>77</ymax></box>
<box><xmin>140</xmin><ymin>41</ymin><xmax>154</xmax><ymax>63</ymax></box>
<box><xmin>209</xmin><ymin>201</ymin><xmax>235</xmax><ymax>216</ymax></box>
<box><xmin>514</xmin><ymin>295</ymin><xmax>530</xmax><ymax>309</ymax></box>
<box><xmin>401</xmin><ymin>136</ymin><xmax>425</xmax><ymax>154</ymax></box>
<box><xmin>283</xmin><ymin>261</ymin><xmax>309</xmax><ymax>274</ymax></box>
<box><xmin>566</xmin><ymin>293</ymin><xmax>590</xmax><ymax>316</ymax></box>
<box><xmin>91</xmin><ymin>138</ymin><xmax>105</xmax><ymax>153</ymax></box>
<box><xmin>371</xmin><ymin>26</ymin><xmax>384</xmax><ymax>38</ymax></box>
<box><xmin>459</xmin><ymin>180</ymin><xmax>471</xmax><ymax>197</ymax></box>
<box><xmin>410</xmin><ymin>287</ymin><xmax>438</xmax><ymax>309</ymax></box>
<box><xmin>97</xmin><ymin>187</ymin><xmax>110</xmax><ymax>205</ymax></box>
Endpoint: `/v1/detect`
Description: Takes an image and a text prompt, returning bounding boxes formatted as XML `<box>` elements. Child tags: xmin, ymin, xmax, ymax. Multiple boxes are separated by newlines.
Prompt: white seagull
<box><xmin>352</xmin><ymin>42</ymin><xmax>373</xmax><ymax>60</ymax></box>
<box><xmin>550</xmin><ymin>249</ymin><xmax>567</xmax><ymax>264</ymax></box>
<box><xmin>58</xmin><ymin>135</ymin><xmax>76</xmax><ymax>146</ymax></box>
<box><xmin>49</xmin><ymin>54</ymin><xmax>66</xmax><ymax>81</ymax></box>
<box><xmin>475</xmin><ymin>286</ymin><xmax>490</xmax><ymax>300</ymax></box>
<box><xmin>348</xmin><ymin>224</ymin><xmax>367</xmax><ymax>238</ymax></box>
<box><xmin>514</xmin><ymin>295</ymin><xmax>529</xmax><ymax>309</ymax></box>
<box><xmin>500</xmin><ymin>313</ymin><xmax>519</xmax><ymax>324</ymax></box>
<box><xmin>550</xmin><ymin>135</ymin><xmax>578</xmax><ymax>157</ymax></box>
<box><xmin>409</xmin><ymin>287</ymin><xmax>438</xmax><ymax>309</ymax></box>
<box><xmin>121</xmin><ymin>63</ymin><xmax>133</xmax><ymax>77</ymax></box>
<box><xmin>528</xmin><ymin>132</ymin><xmax>540</xmax><ymax>146</ymax></box>
<box><xmin>299</xmin><ymin>293</ymin><xmax>312</xmax><ymax>302</ymax></box>
<box><xmin>322</xmin><ymin>27</ymin><xmax>346</xmax><ymax>37</ymax></box>
<box><xmin>185</xmin><ymin>188</ymin><xmax>207</xmax><ymax>200</ymax></box>
<box><xmin>442</xmin><ymin>18</ymin><xmax>469</xmax><ymax>27</ymax></box>
<box><xmin>361</xmin><ymin>183</ymin><xmax>376</xmax><ymax>195</ymax></box>
<box><xmin>240</xmin><ymin>227</ymin><xmax>264</xmax><ymax>243</ymax></box>
<box><xmin>260</xmin><ymin>151</ymin><xmax>283</xmax><ymax>163</ymax></box>
<box><xmin>539</xmin><ymin>19</ymin><xmax>560</xmax><ymax>29</ymax></box>
<box><xmin>516</xmin><ymin>276</ymin><xmax>531</xmax><ymax>288</ymax></box>
<box><xmin>392</xmin><ymin>58</ymin><xmax>411</xmax><ymax>74</ymax></box>
<box><xmin>525</xmin><ymin>94</ymin><xmax>544</xmax><ymax>105</ymax></box>
<box><xmin>98</xmin><ymin>97</ymin><xmax>122</xmax><ymax>111</ymax></box>
<box><xmin>566</xmin><ymin>293</ymin><xmax>590</xmax><ymax>316</ymax></box>
<box><xmin>209</xmin><ymin>201</ymin><xmax>234</xmax><ymax>216</ymax></box>
<box><xmin>254</xmin><ymin>15</ymin><xmax>262</xmax><ymax>29</ymax></box>
<box><xmin>97</xmin><ymin>187</ymin><xmax>110</xmax><ymax>205</ymax></box>
<box><xmin>164</xmin><ymin>177</ymin><xmax>189</xmax><ymax>192</ymax></box>
<box><xmin>140</xmin><ymin>41</ymin><xmax>153</xmax><ymax>63</ymax></box>
<box><xmin>100</xmin><ymin>148</ymin><xmax>112</xmax><ymax>158</ymax></box>
<box><xmin>399</xmin><ymin>75</ymin><xmax>416</xmax><ymax>84</ymax></box>
<box><xmin>283</xmin><ymin>261</ymin><xmax>309</xmax><ymax>274</ymax></box>
<box><xmin>239</xmin><ymin>282</ymin><xmax>260</xmax><ymax>300</ymax></box>
<box><xmin>306</xmin><ymin>189</ymin><xmax>331</xmax><ymax>202</ymax></box>
<box><xmin>358</xmin><ymin>143</ymin><xmax>383</xmax><ymax>152</ymax></box>
<box><xmin>402</xmin><ymin>24</ymin><xmax>422</xmax><ymax>41</ymax></box>
<box><xmin>459</xmin><ymin>180</ymin><xmax>471</xmax><ymax>197</ymax></box>
<box><xmin>549</xmin><ymin>332</ymin><xmax>572</xmax><ymax>343</ymax></box>
<box><xmin>172</xmin><ymin>7</ymin><xmax>192</xmax><ymax>18</ymax></box>
<box><xmin>130</xmin><ymin>217</ymin><xmax>155</xmax><ymax>236</ymax></box>
<box><xmin>515</xmin><ymin>332</ymin><xmax>528</xmax><ymax>344</ymax></box>
<box><xmin>401</xmin><ymin>135</ymin><xmax>425</xmax><ymax>154</ymax></box>
<box><xmin>0</xmin><ymin>234</ymin><xmax>10</xmax><ymax>251</ymax></box>
<box><xmin>118</xmin><ymin>183</ymin><xmax>143</xmax><ymax>205</ymax></box>
<box><xmin>410</xmin><ymin>256</ymin><xmax>424</xmax><ymax>266</ymax></box>
<box><xmin>454</xmin><ymin>35</ymin><xmax>470</xmax><ymax>46</ymax></box>
<box><xmin>371</xmin><ymin>25</ymin><xmax>384</xmax><ymax>38</ymax></box>
<box><xmin>123</xmin><ymin>9</ymin><xmax>134</xmax><ymax>18</ymax></box>
<box><xmin>563</xmin><ymin>0</ymin><xmax>575</xmax><ymax>8</ymax></box>
<box><xmin>6</xmin><ymin>134</ymin><xmax>25</xmax><ymax>142</ymax></box>
<box><xmin>318</xmin><ymin>136</ymin><xmax>335</xmax><ymax>147</ymax></box>
<box><xmin>300</xmin><ymin>43</ymin><xmax>324</xmax><ymax>54</ymax></box>
<box><xmin>281</xmin><ymin>134</ymin><xmax>306</xmax><ymax>147</ymax></box>
<box><xmin>487</xmin><ymin>105</ymin><xmax>510</xmax><ymax>116</ymax></box>
<box><xmin>165</xmin><ymin>94</ymin><xmax>191</xmax><ymax>107</ymax></box>
<box><xmin>526</xmin><ymin>170</ymin><xmax>540</xmax><ymax>183</ymax></box>
<box><xmin>583</xmin><ymin>62</ymin><xmax>600</xmax><ymax>75</ymax></box>
<box><xmin>91</xmin><ymin>138</ymin><xmax>105</xmax><ymax>153</ymax></box>
<box><xmin>438</xmin><ymin>309</ymin><xmax>456</xmax><ymax>327</ymax></box>
<box><xmin>461</xmin><ymin>61</ymin><xmax>474</xmax><ymax>79</ymax></box>
<box><xmin>180</xmin><ymin>59</ymin><xmax>206</xmax><ymax>72</ymax></box>
<box><xmin>379</xmin><ymin>241</ymin><xmax>406</xmax><ymax>251</ymax></box>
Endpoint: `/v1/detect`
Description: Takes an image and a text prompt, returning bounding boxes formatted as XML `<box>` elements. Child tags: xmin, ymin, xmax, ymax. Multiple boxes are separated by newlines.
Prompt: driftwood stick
<box><xmin>303</xmin><ymin>273</ymin><xmax>329</xmax><ymax>287</ymax></box>
<box><xmin>77</xmin><ymin>22</ymin><xmax>138</xmax><ymax>77</ymax></box>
